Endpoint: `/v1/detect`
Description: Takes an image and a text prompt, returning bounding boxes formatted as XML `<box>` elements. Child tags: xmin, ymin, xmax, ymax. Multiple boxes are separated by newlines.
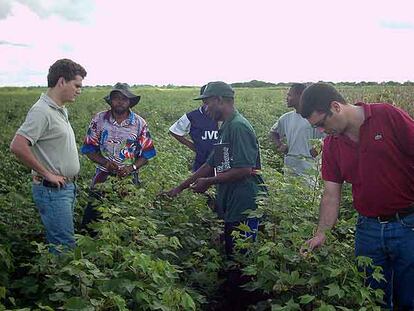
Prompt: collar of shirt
<box><xmin>332</xmin><ymin>102</ymin><xmax>373</xmax><ymax>146</ymax></box>
<box><xmin>199</xmin><ymin>105</ymin><xmax>209</xmax><ymax>115</ymax></box>
<box><xmin>221</xmin><ymin>109</ymin><xmax>238</xmax><ymax>130</ymax></box>
<box><xmin>103</xmin><ymin>110</ymin><xmax>136</xmax><ymax>126</ymax></box>
<box><xmin>356</xmin><ymin>102</ymin><xmax>373</xmax><ymax>122</ymax></box>
<box><xmin>40</xmin><ymin>93</ymin><xmax>68</xmax><ymax>119</ymax></box>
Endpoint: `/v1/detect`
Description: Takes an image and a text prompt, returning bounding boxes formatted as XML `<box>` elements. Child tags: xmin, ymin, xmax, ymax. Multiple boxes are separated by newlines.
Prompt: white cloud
<box><xmin>0</xmin><ymin>0</ymin><xmax>12</xmax><ymax>19</ymax></box>
<box><xmin>0</xmin><ymin>0</ymin><xmax>94</xmax><ymax>22</ymax></box>
<box><xmin>0</xmin><ymin>0</ymin><xmax>414</xmax><ymax>86</ymax></box>
<box><xmin>0</xmin><ymin>40</ymin><xmax>29</xmax><ymax>47</ymax></box>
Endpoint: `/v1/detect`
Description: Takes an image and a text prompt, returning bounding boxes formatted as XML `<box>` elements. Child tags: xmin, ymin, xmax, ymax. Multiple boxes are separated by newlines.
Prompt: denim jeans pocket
<box><xmin>32</xmin><ymin>184</ymin><xmax>48</xmax><ymax>214</ymax></box>
<box><xmin>400</xmin><ymin>213</ymin><xmax>414</xmax><ymax>228</ymax></box>
<box><xmin>356</xmin><ymin>215</ymin><xmax>367</xmax><ymax>227</ymax></box>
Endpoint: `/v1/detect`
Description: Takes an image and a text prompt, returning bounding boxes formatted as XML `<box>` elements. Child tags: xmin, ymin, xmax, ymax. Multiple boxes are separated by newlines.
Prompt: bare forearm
<box><xmin>269</xmin><ymin>132</ymin><xmax>281</xmax><ymax>147</ymax></box>
<box><xmin>10</xmin><ymin>135</ymin><xmax>51</xmax><ymax>177</ymax></box>
<box><xmin>170</xmin><ymin>132</ymin><xmax>196</xmax><ymax>152</ymax></box>
<box><xmin>86</xmin><ymin>152</ymin><xmax>108</xmax><ymax>166</ymax></box>
<box><xmin>181</xmin><ymin>139</ymin><xmax>195</xmax><ymax>152</ymax></box>
<box><xmin>316</xmin><ymin>191</ymin><xmax>341</xmax><ymax>234</ymax></box>
<box><xmin>134</xmin><ymin>157</ymin><xmax>148</xmax><ymax>170</ymax></box>
<box><xmin>178</xmin><ymin>163</ymin><xmax>213</xmax><ymax>190</ymax></box>
<box><xmin>206</xmin><ymin>167</ymin><xmax>252</xmax><ymax>185</ymax></box>
<box><xmin>270</xmin><ymin>132</ymin><xmax>288</xmax><ymax>154</ymax></box>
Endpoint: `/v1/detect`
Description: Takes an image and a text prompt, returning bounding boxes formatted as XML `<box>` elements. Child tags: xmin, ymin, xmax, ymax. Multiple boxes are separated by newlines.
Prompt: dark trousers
<box><xmin>79</xmin><ymin>190</ymin><xmax>103</xmax><ymax>236</ymax></box>
<box><xmin>224</xmin><ymin>218</ymin><xmax>259</xmax><ymax>257</ymax></box>
<box><xmin>218</xmin><ymin>218</ymin><xmax>265</xmax><ymax>310</ymax></box>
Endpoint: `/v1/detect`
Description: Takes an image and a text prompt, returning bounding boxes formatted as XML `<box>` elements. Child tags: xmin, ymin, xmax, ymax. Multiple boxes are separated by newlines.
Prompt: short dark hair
<box><xmin>47</xmin><ymin>59</ymin><xmax>87</xmax><ymax>87</ymax></box>
<box><xmin>290</xmin><ymin>83</ymin><xmax>307</xmax><ymax>95</ymax></box>
<box><xmin>300</xmin><ymin>83</ymin><xmax>346</xmax><ymax>118</ymax></box>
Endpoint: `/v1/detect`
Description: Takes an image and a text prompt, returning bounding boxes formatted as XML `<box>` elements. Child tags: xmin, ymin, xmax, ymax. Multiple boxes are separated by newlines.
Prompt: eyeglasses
<box><xmin>311</xmin><ymin>113</ymin><xmax>330</xmax><ymax>128</ymax></box>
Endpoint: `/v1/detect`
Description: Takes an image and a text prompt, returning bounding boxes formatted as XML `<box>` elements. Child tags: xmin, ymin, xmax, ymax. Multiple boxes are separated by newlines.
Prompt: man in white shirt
<box><xmin>270</xmin><ymin>83</ymin><xmax>324</xmax><ymax>178</ymax></box>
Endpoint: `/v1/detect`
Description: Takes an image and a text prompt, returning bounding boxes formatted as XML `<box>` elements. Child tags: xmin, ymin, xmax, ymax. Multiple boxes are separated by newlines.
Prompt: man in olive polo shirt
<box><xmin>10</xmin><ymin>59</ymin><xmax>87</xmax><ymax>252</ymax></box>
<box><xmin>167</xmin><ymin>81</ymin><xmax>265</xmax><ymax>256</ymax></box>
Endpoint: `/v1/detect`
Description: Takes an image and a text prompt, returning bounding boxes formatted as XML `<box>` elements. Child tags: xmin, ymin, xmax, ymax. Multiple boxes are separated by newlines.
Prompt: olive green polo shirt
<box><xmin>16</xmin><ymin>93</ymin><xmax>80</xmax><ymax>178</ymax></box>
<box><xmin>207</xmin><ymin>110</ymin><xmax>264</xmax><ymax>222</ymax></box>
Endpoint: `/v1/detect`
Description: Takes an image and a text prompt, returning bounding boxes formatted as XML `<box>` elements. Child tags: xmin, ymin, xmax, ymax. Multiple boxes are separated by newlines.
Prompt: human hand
<box><xmin>117</xmin><ymin>165</ymin><xmax>134</xmax><ymax>178</ymax></box>
<box><xmin>277</xmin><ymin>144</ymin><xmax>288</xmax><ymax>154</ymax></box>
<box><xmin>310</xmin><ymin>147</ymin><xmax>318</xmax><ymax>158</ymax></box>
<box><xmin>104</xmin><ymin>160</ymin><xmax>119</xmax><ymax>173</ymax></box>
<box><xmin>300</xmin><ymin>231</ymin><xmax>326</xmax><ymax>256</ymax></box>
<box><xmin>164</xmin><ymin>186</ymin><xmax>183</xmax><ymax>198</ymax></box>
<box><xmin>44</xmin><ymin>172</ymin><xmax>66</xmax><ymax>187</ymax></box>
<box><xmin>190</xmin><ymin>178</ymin><xmax>211</xmax><ymax>193</ymax></box>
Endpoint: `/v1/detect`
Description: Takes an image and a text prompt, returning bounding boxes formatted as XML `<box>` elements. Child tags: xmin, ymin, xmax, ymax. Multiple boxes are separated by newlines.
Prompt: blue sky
<box><xmin>1</xmin><ymin>0</ymin><xmax>413</xmax><ymax>86</ymax></box>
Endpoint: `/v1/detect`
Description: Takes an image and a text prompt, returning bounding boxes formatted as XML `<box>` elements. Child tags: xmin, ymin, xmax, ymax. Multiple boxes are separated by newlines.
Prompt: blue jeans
<box><xmin>32</xmin><ymin>182</ymin><xmax>77</xmax><ymax>253</ymax></box>
<box><xmin>355</xmin><ymin>214</ymin><xmax>414</xmax><ymax>310</ymax></box>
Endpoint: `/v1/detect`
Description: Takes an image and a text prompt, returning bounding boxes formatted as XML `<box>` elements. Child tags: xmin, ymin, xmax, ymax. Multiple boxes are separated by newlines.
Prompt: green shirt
<box><xmin>207</xmin><ymin>110</ymin><xmax>264</xmax><ymax>222</ymax></box>
<box><xmin>16</xmin><ymin>93</ymin><xmax>80</xmax><ymax>178</ymax></box>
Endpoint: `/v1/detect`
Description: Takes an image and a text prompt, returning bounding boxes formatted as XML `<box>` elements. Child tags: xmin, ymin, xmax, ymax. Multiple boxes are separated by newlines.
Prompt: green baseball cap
<box><xmin>194</xmin><ymin>81</ymin><xmax>234</xmax><ymax>100</ymax></box>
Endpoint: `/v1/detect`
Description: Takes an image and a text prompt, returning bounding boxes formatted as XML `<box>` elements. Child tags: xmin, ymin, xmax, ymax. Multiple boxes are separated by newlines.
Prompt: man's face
<box><xmin>204</xmin><ymin>96</ymin><xmax>223</xmax><ymax>121</ymax></box>
<box><xmin>62</xmin><ymin>75</ymin><xmax>83</xmax><ymax>103</ymax></box>
<box><xmin>286</xmin><ymin>88</ymin><xmax>300</xmax><ymax>108</ymax></box>
<box><xmin>307</xmin><ymin>104</ymin><xmax>345</xmax><ymax>135</ymax></box>
<box><xmin>110</xmin><ymin>92</ymin><xmax>130</xmax><ymax>115</ymax></box>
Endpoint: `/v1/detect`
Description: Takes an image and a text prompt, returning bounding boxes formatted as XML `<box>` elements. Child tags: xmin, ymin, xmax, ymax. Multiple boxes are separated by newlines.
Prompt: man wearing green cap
<box><xmin>167</xmin><ymin>81</ymin><xmax>265</xmax><ymax>256</ymax></box>
<box><xmin>80</xmin><ymin>83</ymin><xmax>156</xmax><ymax>231</ymax></box>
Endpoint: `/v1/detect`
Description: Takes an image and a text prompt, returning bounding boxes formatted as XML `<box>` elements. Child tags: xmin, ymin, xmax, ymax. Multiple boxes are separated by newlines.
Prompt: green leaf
<box><xmin>73</xmin><ymin>247</ymin><xmax>82</xmax><ymax>260</ymax></box>
<box><xmin>181</xmin><ymin>292</ymin><xmax>196</xmax><ymax>310</ymax></box>
<box><xmin>237</xmin><ymin>223</ymin><xmax>252</xmax><ymax>233</ymax></box>
<box><xmin>326</xmin><ymin>283</ymin><xmax>345</xmax><ymax>298</ymax></box>
<box><xmin>316</xmin><ymin>304</ymin><xmax>336</xmax><ymax>311</ymax></box>
<box><xmin>372</xmin><ymin>267</ymin><xmax>385</xmax><ymax>283</ymax></box>
<box><xmin>243</xmin><ymin>265</ymin><xmax>258</xmax><ymax>276</ymax></box>
<box><xmin>36</xmin><ymin>303</ymin><xmax>55</xmax><ymax>311</ymax></box>
<box><xmin>299</xmin><ymin>294</ymin><xmax>315</xmax><ymax>304</ymax></box>
<box><xmin>110</xmin><ymin>294</ymin><xmax>127</xmax><ymax>311</ymax></box>
<box><xmin>271</xmin><ymin>304</ymin><xmax>283</xmax><ymax>311</ymax></box>
<box><xmin>63</xmin><ymin>297</ymin><xmax>94</xmax><ymax>311</ymax></box>
<box><xmin>329</xmin><ymin>268</ymin><xmax>343</xmax><ymax>277</ymax></box>
<box><xmin>284</xmin><ymin>298</ymin><xmax>300</xmax><ymax>310</ymax></box>
<box><xmin>192</xmin><ymin>251</ymin><xmax>203</xmax><ymax>258</ymax></box>
<box><xmin>49</xmin><ymin>292</ymin><xmax>66</xmax><ymax>302</ymax></box>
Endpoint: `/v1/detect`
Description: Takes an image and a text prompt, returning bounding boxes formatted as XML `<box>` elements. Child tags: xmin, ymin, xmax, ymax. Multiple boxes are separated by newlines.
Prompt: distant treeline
<box><xmin>230</xmin><ymin>80</ymin><xmax>414</xmax><ymax>88</ymax></box>
<box><xmin>1</xmin><ymin>80</ymin><xmax>414</xmax><ymax>90</ymax></box>
<box><xmin>59</xmin><ymin>80</ymin><xmax>414</xmax><ymax>88</ymax></box>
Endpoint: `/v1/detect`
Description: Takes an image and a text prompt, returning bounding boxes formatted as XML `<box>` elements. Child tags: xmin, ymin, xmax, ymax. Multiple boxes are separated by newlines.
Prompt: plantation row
<box><xmin>0</xmin><ymin>86</ymin><xmax>413</xmax><ymax>310</ymax></box>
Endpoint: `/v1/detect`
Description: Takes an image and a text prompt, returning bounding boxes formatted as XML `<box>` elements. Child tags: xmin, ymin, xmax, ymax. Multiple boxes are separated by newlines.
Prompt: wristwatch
<box><xmin>132</xmin><ymin>164</ymin><xmax>137</xmax><ymax>171</ymax></box>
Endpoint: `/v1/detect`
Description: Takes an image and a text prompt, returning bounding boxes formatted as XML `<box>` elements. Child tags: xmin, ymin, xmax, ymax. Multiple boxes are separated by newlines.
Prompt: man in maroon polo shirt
<box><xmin>299</xmin><ymin>83</ymin><xmax>414</xmax><ymax>310</ymax></box>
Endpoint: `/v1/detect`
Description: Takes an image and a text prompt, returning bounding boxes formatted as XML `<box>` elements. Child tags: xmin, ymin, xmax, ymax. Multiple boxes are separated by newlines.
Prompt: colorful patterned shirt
<box><xmin>81</xmin><ymin>110</ymin><xmax>156</xmax><ymax>176</ymax></box>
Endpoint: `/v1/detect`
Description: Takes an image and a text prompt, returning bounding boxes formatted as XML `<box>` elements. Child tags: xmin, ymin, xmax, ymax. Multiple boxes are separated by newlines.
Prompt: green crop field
<box><xmin>0</xmin><ymin>86</ymin><xmax>413</xmax><ymax>310</ymax></box>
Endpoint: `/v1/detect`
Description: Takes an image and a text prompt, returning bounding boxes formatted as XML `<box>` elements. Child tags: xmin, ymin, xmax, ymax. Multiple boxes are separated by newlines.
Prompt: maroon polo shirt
<box><xmin>322</xmin><ymin>103</ymin><xmax>414</xmax><ymax>217</ymax></box>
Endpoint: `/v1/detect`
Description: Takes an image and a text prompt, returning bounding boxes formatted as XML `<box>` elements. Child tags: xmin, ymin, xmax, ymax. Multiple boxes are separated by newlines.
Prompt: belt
<box><xmin>33</xmin><ymin>175</ymin><xmax>77</xmax><ymax>188</ymax></box>
<box><xmin>372</xmin><ymin>206</ymin><xmax>414</xmax><ymax>223</ymax></box>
